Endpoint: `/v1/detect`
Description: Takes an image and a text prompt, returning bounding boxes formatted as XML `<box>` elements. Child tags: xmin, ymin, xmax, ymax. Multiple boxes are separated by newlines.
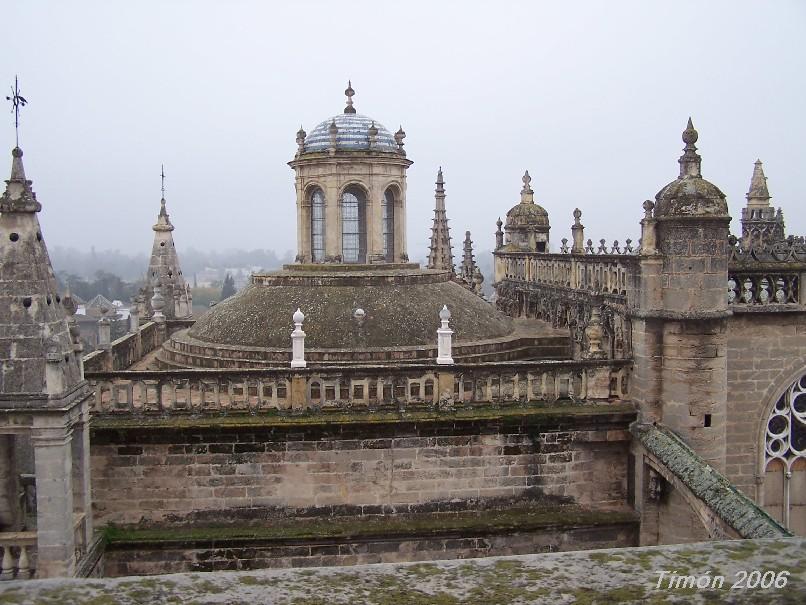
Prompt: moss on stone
<box><xmin>102</xmin><ymin>503</ymin><xmax>637</xmax><ymax>547</ymax></box>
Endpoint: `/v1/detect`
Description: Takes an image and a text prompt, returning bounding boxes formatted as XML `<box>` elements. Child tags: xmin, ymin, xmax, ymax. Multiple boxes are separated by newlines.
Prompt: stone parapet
<box><xmin>86</xmin><ymin>358</ymin><xmax>631</xmax><ymax>416</ymax></box>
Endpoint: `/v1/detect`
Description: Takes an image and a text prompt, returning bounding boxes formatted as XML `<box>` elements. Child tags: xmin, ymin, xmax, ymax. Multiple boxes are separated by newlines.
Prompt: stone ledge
<box><xmin>90</xmin><ymin>401</ymin><xmax>638</xmax><ymax>431</ymax></box>
<box><xmin>102</xmin><ymin>504</ymin><xmax>638</xmax><ymax>548</ymax></box>
<box><xmin>5</xmin><ymin>537</ymin><xmax>804</xmax><ymax>603</ymax></box>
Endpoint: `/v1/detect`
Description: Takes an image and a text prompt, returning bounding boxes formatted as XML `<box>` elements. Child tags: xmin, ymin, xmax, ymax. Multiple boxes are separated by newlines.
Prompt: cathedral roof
<box><xmin>303</xmin><ymin>113</ymin><xmax>397</xmax><ymax>152</ymax></box>
<box><xmin>654</xmin><ymin>119</ymin><xmax>728</xmax><ymax>219</ymax></box>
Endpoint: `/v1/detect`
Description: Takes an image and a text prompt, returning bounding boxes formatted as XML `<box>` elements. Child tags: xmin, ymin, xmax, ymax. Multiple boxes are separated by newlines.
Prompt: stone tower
<box><xmin>288</xmin><ymin>83</ymin><xmax>413</xmax><ymax>264</ymax></box>
<box><xmin>634</xmin><ymin>119</ymin><xmax>731</xmax><ymax>471</ymax></box>
<box><xmin>142</xmin><ymin>193</ymin><xmax>192</xmax><ymax>319</ymax></box>
<box><xmin>0</xmin><ymin>147</ymin><xmax>93</xmax><ymax>577</ymax></box>
<box><xmin>740</xmin><ymin>160</ymin><xmax>785</xmax><ymax>247</ymax></box>
<box><xmin>426</xmin><ymin>168</ymin><xmax>454</xmax><ymax>273</ymax></box>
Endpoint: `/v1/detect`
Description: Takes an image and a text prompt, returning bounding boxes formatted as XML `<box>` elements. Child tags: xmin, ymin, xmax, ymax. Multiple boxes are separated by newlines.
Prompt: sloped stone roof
<box><xmin>188</xmin><ymin>268</ymin><xmax>513</xmax><ymax>349</ymax></box>
<box><xmin>631</xmin><ymin>422</ymin><xmax>790</xmax><ymax>539</ymax></box>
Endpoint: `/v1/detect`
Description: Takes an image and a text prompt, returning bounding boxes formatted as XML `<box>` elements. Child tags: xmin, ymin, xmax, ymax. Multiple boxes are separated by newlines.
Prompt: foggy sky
<box><xmin>4</xmin><ymin>1</ymin><xmax>805</xmax><ymax>260</ymax></box>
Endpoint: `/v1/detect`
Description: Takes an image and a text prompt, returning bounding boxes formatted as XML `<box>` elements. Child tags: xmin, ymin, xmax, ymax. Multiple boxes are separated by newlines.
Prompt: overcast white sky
<box><xmin>3</xmin><ymin>1</ymin><xmax>805</xmax><ymax>259</ymax></box>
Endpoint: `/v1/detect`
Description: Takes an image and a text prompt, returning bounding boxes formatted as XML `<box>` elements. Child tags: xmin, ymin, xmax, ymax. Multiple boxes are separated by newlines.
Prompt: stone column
<box><xmin>398</xmin><ymin>178</ymin><xmax>408</xmax><ymax>261</ymax></box>
<box><xmin>367</xmin><ymin>178</ymin><xmax>383</xmax><ymax>262</ymax></box>
<box><xmin>71</xmin><ymin>401</ymin><xmax>93</xmax><ymax>548</ymax></box>
<box><xmin>32</xmin><ymin>416</ymin><xmax>76</xmax><ymax>578</ymax></box>
<box><xmin>325</xmin><ymin>180</ymin><xmax>340</xmax><ymax>260</ymax></box>
<box><xmin>97</xmin><ymin>316</ymin><xmax>111</xmax><ymax>350</ymax></box>
<box><xmin>571</xmin><ymin>209</ymin><xmax>585</xmax><ymax>254</ymax></box>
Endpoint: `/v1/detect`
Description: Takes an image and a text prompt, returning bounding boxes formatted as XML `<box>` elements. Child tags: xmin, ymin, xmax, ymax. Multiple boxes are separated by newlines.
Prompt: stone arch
<box><xmin>302</xmin><ymin>181</ymin><xmax>327</xmax><ymax>201</ymax></box>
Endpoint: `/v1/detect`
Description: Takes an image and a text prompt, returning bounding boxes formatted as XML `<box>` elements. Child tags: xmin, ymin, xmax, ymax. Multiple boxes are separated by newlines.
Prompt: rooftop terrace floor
<box><xmin>2</xmin><ymin>537</ymin><xmax>803</xmax><ymax>604</ymax></box>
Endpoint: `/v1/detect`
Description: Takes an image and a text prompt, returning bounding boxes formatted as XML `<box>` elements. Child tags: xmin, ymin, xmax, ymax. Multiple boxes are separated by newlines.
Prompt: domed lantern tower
<box><xmin>289</xmin><ymin>82</ymin><xmax>413</xmax><ymax>264</ymax></box>
<box><xmin>162</xmin><ymin>83</ymin><xmax>522</xmax><ymax>368</ymax></box>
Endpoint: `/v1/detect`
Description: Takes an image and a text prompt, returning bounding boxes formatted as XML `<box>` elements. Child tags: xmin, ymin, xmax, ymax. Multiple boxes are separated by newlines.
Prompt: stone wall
<box><xmin>725</xmin><ymin>309</ymin><xmax>806</xmax><ymax>501</ymax></box>
<box><xmin>90</xmin><ymin>406</ymin><xmax>634</xmax><ymax>526</ymax></box>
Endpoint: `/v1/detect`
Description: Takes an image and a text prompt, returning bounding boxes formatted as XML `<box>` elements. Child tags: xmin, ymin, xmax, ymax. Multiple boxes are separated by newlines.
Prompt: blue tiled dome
<box><xmin>304</xmin><ymin>113</ymin><xmax>397</xmax><ymax>152</ymax></box>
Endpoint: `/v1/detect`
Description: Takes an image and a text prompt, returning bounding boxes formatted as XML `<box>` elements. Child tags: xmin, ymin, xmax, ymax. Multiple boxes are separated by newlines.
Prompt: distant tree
<box><xmin>221</xmin><ymin>273</ymin><xmax>236</xmax><ymax>299</ymax></box>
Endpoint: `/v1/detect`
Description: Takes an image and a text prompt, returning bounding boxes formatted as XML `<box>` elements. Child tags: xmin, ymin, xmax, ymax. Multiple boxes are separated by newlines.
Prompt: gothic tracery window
<box><xmin>382</xmin><ymin>188</ymin><xmax>395</xmax><ymax>262</ymax></box>
<box><xmin>341</xmin><ymin>186</ymin><xmax>366</xmax><ymax>263</ymax></box>
<box><xmin>764</xmin><ymin>373</ymin><xmax>806</xmax><ymax>535</ymax></box>
<box><xmin>310</xmin><ymin>188</ymin><xmax>325</xmax><ymax>262</ymax></box>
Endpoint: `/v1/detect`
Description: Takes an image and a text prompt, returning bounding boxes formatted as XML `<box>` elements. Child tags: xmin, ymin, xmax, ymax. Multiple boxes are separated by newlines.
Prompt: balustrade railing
<box><xmin>496</xmin><ymin>251</ymin><xmax>636</xmax><ymax>298</ymax></box>
<box><xmin>728</xmin><ymin>273</ymin><xmax>800</xmax><ymax>306</ymax></box>
<box><xmin>727</xmin><ymin>238</ymin><xmax>805</xmax><ymax>307</ymax></box>
<box><xmin>87</xmin><ymin>359</ymin><xmax>630</xmax><ymax>416</ymax></box>
<box><xmin>0</xmin><ymin>533</ymin><xmax>35</xmax><ymax>580</ymax></box>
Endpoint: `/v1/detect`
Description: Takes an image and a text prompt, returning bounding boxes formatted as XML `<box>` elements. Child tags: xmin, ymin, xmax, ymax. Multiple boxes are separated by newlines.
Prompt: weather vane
<box><xmin>161</xmin><ymin>164</ymin><xmax>166</xmax><ymax>198</ymax></box>
<box><xmin>5</xmin><ymin>76</ymin><xmax>27</xmax><ymax>147</ymax></box>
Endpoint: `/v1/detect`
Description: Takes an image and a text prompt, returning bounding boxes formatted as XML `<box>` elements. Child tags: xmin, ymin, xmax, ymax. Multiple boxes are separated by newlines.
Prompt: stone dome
<box><xmin>506</xmin><ymin>202</ymin><xmax>550</xmax><ymax>229</ymax></box>
<box><xmin>654</xmin><ymin>119</ymin><xmax>729</xmax><ymax>219</ymax></box>
<box><xmin>185</xmin><ymin>268</ymin><xmax>513</xmax><ymax>350</ymax></box>
<box><xmin>654</xmin><ymin>177</ymin><xmax>728</xmax><ymax>218</ymax></box>
<box><xmin>304</xmin><ymin>113</ymin><xmax>397</xmax><ymax>153</ymax></box>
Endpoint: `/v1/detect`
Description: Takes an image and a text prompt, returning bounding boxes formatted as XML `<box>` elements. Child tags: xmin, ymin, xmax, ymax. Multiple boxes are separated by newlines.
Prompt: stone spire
<box><xmin>460</xmin><ymin>231</ymin><xmax>484</xmax><ymax>296</ymax></box>
<box><xmin>0</xmin><ymin>147</ymin><xmax>82</xmax><ymax>400</ymax></box>
<box><xmin>746</xmin><ymin>159</ymin><xmax>771</xmax><ymax>205</ymax></box>
<box><xmin>741</xmin><ymin>159</ymin><xmax>785</xmax><ymax>247</ymax></box>
<box><xmin>678</xmin><ymin>117</ymin><xmax>702</xmax><ymax>178</ymax></box>
<box><xmin>426</xmin><ymin>167</ymin><xmax>454</xmax><ymax>274</ymax></box>
<box><xmin>143</xmin><ymin>176</ymin><xmax>191</xmax><ymax>319</ymax></box>
<box><xmin>460</xmin><ymin>231</ymin><xmax>475</xmax><ymax>280</ymax></box>
<box><xmin>344</xmin><ymin>80</ymin><xmax>356</xmax><ymax>114</ymax></box>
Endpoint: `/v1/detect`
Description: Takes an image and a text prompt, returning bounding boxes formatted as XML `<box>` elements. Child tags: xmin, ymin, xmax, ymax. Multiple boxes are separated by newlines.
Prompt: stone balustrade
<box><xmin>0</xmin><ymin>514</ymin><xmax>88</xmax><ymax>581</ymax></box>
<box><xmin>0</xmin><ymin>532</ymin><xmax>35</xmax><ymax>580</ymax></box>
<box><xmin>87</xmin><ymin>359</ymin><xmax>631</xmax><ymax>416</ymax></box>
<box><xmin>496</xmin><ymin>251</ymin><xmax>637</xmax><ymax>298</ymax></box>
<box><xmin>728</xmin><ymin>272</ymin><xmax>801</xmax><ymax>306</ymax></box>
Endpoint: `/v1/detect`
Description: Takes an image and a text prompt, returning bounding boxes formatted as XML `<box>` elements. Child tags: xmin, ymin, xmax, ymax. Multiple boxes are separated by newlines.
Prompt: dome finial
<box><xmin>344</xmin><ymin>80</ymin><xmax>356</xmax><ymax>114</ymax></box>
<box><xmin>679</xmin><ymin>117</ymin><xmax>701</xmax><ymax>178</ymax></box>
<box><xmin>520</xmin><ymin>170</ymin><xmax>534</xmax><ymax>203</ymax></box>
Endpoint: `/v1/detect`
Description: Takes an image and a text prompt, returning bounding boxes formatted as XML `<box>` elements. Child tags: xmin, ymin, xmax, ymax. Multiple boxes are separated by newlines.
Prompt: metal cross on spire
<box><xmin>160</xmin><ymin>164</ymin><xmax>166</xmax><ymax>199</ymax></box>
<box><xmin>5</xmin><ymin>76</ymin><xmax>27</xmax><ymax>147</ymax></box>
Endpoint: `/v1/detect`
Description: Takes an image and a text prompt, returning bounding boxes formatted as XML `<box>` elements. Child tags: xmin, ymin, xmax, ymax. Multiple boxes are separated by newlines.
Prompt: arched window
<box><xmin>341</xmin><ymin>186</ymin><xmax>367</xmax><ymax>263</ymax></box>
<box><xmin>310</xmin><ymin>188</ymin><xmax>326</xmax><ymax>262</ymax></box>
<box><xmin>382</xmin><ymin>188</ymin><xmax>395</xmax><ymax>262</ymax></box>
<box><xmin>764</xmin><ymin>373</ymin><xmax>806</xmax><ymax>535</ymax></box>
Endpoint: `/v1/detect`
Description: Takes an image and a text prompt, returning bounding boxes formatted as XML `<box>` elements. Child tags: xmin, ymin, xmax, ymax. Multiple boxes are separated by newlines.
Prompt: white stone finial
<box><xmin>439</xmin><ymin>305</ymin><xmax>451</xmax><ymax>322</ymax></box>
<box><xmin>291</xmin><ymin>308</ymin><xmax>306</xmax><ymax>368</ymax></box>
<box><xmin>436</xmin><ymin>305</ymin><xmax>454</xmax><ymax>365</ymax></box>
